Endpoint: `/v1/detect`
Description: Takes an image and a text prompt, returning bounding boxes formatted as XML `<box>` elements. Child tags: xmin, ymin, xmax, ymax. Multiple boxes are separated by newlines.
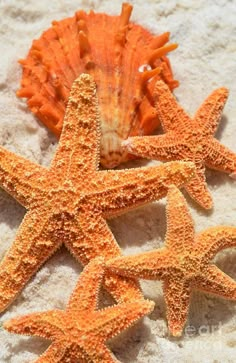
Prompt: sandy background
<box><xmin>0</xmin><ymin>0</ymin><xmax>236</xmax><ymax>362</ymax></box>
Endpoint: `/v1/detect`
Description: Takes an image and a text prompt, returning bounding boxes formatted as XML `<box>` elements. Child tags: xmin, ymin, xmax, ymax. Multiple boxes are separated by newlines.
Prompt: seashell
<box><xmin>17</xmin><ymin>3</ymin><xmax>179</xmax><ymax>168</ymax></box>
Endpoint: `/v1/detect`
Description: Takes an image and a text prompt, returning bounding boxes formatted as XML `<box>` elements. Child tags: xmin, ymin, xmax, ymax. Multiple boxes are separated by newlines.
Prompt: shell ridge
<box><xmin>42</xmin><ymin>27</ymin><xmax>75</xmax><ymax>84</ymax></box>
<box><xmin>52</xmin><ymin>18</ymin><xmax>80</xmax><ymax>78</ymax></box>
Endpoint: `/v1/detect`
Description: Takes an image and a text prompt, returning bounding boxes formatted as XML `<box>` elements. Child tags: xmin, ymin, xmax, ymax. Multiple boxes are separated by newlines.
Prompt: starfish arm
<box><xmin>94</xmin><ymin>161</ymin><xmax>195</xmax><ymax>217</ymax></box>
<box><xmin>3</xmin><ymin>310</ymin><xmax>65</xmax><ymax>340</ymax></box>
<box><xmin>195</xmin><ymin>87</ymin><xmax>228</xmax><ymax>136</ymax></box>
<box><xmin>184</xmin><ymin>164</ymin><xmax>213</xmax><ymax>209</ymax></box>
<box><xmin>154</xmin><ymin>80</ymin><xmax>190</xmax><ymax>132</ymax></box>
<box><xmin>163</xmin><ymin>278</ymin><xmax>191</xmax><ymax>337</ymax></box>
<box><xmin>50</xmin><ymin>74</ymin><xmax>100</xmax><ymax>178</ymax></box>
<box><xmin>0</xmin><ymin>210</ymin><xmax>62</xmax><ymax>312</ymax></box>
<box><xmin>195</xmin><ymin>265</ymin><xmax>236</xmax><ymax>299</ymax></box>
<box><xmin>106</xmin><ymin>249</ymin><xmax>173</xmax><ymax>280</ymax></box>
<box><xmin>0</xmin><ymin>146</ymin><xmax>49</xmax><ymax>208</ymax></box>
<box><xmin>34</xmin><ymin>344</ymin><xmax>68</xmax><ymax>363</ymax></box>
<box><xmin>195</xmin><ymin>226</ymin><xmax>236</xmax><ymax>261</ymax></box>
<box><xmin>78</xmin><ymin>342</ymin><xmax>117</xmax><ymax>363</ymax></box>
<box><xmin>67</xmin><ymin>258</ymin><xmax>105</xmax><ymax>313</ymax></box>
<box><xmin>205</xmin><ymin>138</ymin><xmax>236</xmax><ymax>174</ymax></box>
<box><xmin>65</xmin><ymin>212</ymin><xmax>143</xmax><ymax>304</ymax></box>
<box><xmin>123</xmin><ymin>133</ymin><xmax>188</xmax><ymax>161</ymax></box>
<box><xmin>94</xmin><ymin>300</ymin><xmax>154</xmax><ymax>342</ymax></box>
<box><xmin>165</xmin><ymin>186</ymin><xmax>195</xmax><ymax>253</ymax></box>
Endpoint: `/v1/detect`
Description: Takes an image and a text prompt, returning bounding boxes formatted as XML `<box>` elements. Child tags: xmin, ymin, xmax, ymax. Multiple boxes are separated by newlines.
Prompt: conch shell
<box><xmin>18</xmin><ymin>3</ymin><xmax>178</xmax><ymax>168</ymax></box>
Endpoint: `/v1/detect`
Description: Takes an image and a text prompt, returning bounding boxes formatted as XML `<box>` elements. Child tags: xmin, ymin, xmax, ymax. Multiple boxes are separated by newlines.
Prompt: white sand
<box><xmin>0</xmin><ymin>0</ymin><xmax>236</xmax><ymax>362</ymax></box>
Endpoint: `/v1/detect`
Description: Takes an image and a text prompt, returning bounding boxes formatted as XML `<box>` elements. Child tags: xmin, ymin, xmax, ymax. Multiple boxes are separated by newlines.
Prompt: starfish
<box><xmin>106</xmin><ymin>185</ymin><xmax>236</xmax><ymax>336</ymax></box>
<box><xmin>123</xmin><ymin>80</ymin><xmax>236</xmax><ymax>209</ymax></box>
<box><xmin>0</xmin><ymin>74</ymin><xmax>195</xmax><ymax>312</ymax></box>
<box><xmin>4</xmin><ymin>258</ymin><xmax>154</xmax><ymax>362</ymax></box>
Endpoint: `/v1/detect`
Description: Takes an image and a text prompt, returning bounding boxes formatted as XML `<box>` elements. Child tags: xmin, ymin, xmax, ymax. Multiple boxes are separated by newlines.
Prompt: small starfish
<box><xmin>106</xmin><ymin>186</ymin><xmax>236</xmax><ymax>336</ymax></box>
<box><xmin>123</xmin><ymin>80</ymin><xmax>236</xmax><ymax>209</ymax></box>
<box><xmin>4</xmin><ymin>258</ymin><xmax>154</xmax><ymax>362</ymax></box>
<box><xmin>0</xmin><ymin>74</ymin><xmax>195</xmax><ymax>312</ymax></box>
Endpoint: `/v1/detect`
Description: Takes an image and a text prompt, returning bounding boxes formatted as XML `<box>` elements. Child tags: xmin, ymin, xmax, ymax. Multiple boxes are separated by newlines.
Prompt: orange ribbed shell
<box><xmin>18</xmin><ymin>3</ymin><xmax>178</xmax><ymax>168</ymax></box>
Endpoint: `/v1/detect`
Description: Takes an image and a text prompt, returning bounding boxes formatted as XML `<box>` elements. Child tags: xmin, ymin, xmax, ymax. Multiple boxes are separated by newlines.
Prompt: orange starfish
<box><xmin>4</xmin><ymin>258</ymin><xmax>154</xmax><ymax>362</ymax></box>
<box><xmin>106</xmin><ymin>186</ymin><xmax>236</xmax><ymax>336</ymax></box>
<box><xmin>0</xmin><ymin>74</ymin><xmax>195</xmax><ymax>312</ymax></box>
<box><xmin>123</xmin><ymin>80</ymin><xmax>236</xmax><ymax>209</ymax></box>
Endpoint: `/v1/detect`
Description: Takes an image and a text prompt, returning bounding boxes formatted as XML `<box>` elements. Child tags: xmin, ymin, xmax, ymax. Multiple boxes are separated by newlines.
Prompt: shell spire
<box><xmin>115</xmin><ymin>2</ymin><xmax>133</xmax><ymax>46</ymax></box>
<box><xmin>148</xmin><ymin>43</ymin><xmax>178</xmax><ymax>66</ymax></box>
<box><xmin>17</xmin><ymin>2</ymin><xmax>178</xmax><ymax>168</ymax></box>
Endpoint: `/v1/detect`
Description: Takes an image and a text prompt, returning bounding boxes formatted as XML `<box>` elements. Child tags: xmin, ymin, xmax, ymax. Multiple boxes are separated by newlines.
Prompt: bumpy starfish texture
<box><xmin>0</xmin><ymin>74</ymin><xmax>195</xmax><ymax>312</ymax></box>
<box><xmin>107</xmin><ymin>186</ymin><xmax>236</xmax><ymax>336</ymax></box>
<box><xmin>4</xmin><ymin>258</ymin><xmax>154</xmax><ymax>362</ymax></box>
<box><xmin>123</xmin><ymin>80</ymin><xmax>236</xmax><ymax>209</ymax></box>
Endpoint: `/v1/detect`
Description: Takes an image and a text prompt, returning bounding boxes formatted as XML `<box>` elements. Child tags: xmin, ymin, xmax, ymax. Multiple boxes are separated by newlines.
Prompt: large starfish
<box><xmin>4</xmin><ymin>258</ymin><xmax>154</xmax><ymax>362</ymax></box>
<box><xmin>106</xmin><ymin>186</ymin><xmax>236</xmax><ymax>336</ymax></box>
<box><xmin>123</xmin><ymin>80</ymin><xmax>236</xmax><ymax>209</ymax></box>
<box><xmin>0</xmin><ymin>74</ymin><xmax>195</xmax><ymax>312</ymax></box>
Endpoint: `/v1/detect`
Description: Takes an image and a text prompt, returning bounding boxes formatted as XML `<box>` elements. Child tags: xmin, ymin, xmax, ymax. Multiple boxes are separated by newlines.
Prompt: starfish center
<box><xmin>46</xmin><ymin>187</ymin><xmax>79</xmax><ymax>213</ymax></box>
<box><xmin>177</xmin><ymin>253</ymin><xmax>201</xmax><ymax>277</ymax></box>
